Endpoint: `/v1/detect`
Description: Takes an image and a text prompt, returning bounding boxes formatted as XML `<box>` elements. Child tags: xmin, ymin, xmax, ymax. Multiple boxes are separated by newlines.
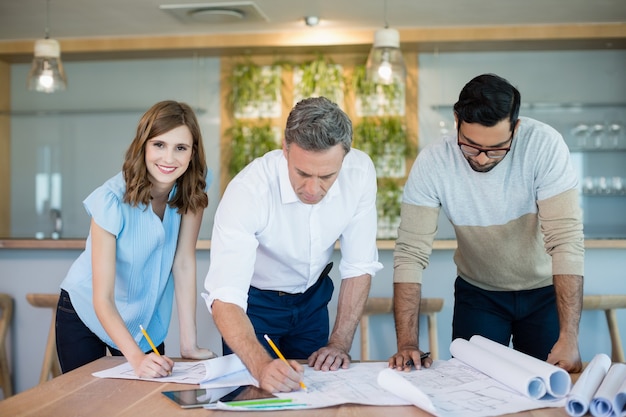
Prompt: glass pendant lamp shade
<box><xmin>365</xmin><ymin>28</ymin><xmax>406</xmax><ymax>85</ymax></box>
<box><xmin>27</xmin><ymin>38</ymin><xmax>67</xmax><ymax>93</ymax></box>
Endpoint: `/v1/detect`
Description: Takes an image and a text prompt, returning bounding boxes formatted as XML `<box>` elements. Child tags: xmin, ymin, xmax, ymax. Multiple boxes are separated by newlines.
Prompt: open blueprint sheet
<box><xmin>258</xmin><ymin>360</ymin><xmax>565</xmax><ymax>416</ymax></box>
<box><xmin>93</xmin><ymin>338</ymin><xmax>570</xmax><ymax>416</ymax></box>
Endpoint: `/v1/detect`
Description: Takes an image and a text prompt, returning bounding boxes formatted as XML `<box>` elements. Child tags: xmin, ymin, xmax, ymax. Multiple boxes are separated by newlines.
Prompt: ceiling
<box><xmin>0</xmin><ymin>0</ymin><xmax>625</xmax><ymax>41</ymax></box>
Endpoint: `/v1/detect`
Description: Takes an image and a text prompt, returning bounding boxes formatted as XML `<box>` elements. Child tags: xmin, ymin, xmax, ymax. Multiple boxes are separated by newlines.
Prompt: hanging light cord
<box><xmin>383</xmin><ymin>0</ymin><xmax>389</xmax><ymax>29</ymax></box>
<box><xmin>44</xmin><ymin>0</ymin><xmax>51</xmax><ymax>39</ymax></box>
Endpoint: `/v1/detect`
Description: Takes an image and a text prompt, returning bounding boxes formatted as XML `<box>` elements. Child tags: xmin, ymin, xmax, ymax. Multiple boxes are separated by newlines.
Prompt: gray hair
<box><xmin>284</xmin><ymin>96</ymin><xmax>352</xmax><ymax>154</ymax></box>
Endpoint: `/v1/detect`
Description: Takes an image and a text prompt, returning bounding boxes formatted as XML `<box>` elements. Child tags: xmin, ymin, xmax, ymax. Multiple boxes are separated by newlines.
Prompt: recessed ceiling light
<box><xmin>304</xmin><ymin>16</ymin><xmax>320</xmax><ymax>27</ymax></box>
<box><xmin>189</xmin><ymin>8</ymin><xmax>245</xmax><ymax>23</ymax></box>
<box><xmin>160</xmin><ymin>2</ymin><xmax>269</xmax><ymax>24</ymax></box>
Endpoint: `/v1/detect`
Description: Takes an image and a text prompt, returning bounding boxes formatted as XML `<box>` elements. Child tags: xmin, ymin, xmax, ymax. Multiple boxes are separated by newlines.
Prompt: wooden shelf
<box><xmin>1</xmin><ymin>23</ymin><xmax>624</xmax><ymax>63</ymax></box>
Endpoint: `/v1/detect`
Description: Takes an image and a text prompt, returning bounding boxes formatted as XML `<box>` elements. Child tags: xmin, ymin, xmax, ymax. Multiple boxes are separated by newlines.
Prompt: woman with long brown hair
<box><xmin>56</xmin><ymin>100</ymin><xmax>216</xmax><ymax>377</ymax></box>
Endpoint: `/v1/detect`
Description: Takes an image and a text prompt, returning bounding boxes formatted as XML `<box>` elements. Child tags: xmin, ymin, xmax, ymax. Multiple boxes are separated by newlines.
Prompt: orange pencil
<box><xmin>140</xmin><ymin>324</ymin><xmax>171</xmax><ymax>376</ymax></box>
<box><xmin>263</xmin><ymin>334</ymin><xmax>308</xmax><ymax>392</ymax></box>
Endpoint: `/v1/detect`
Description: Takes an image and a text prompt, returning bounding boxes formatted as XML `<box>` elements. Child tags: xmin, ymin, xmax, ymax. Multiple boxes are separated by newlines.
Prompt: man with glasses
<box><xmin>389</xmin><ymin>73</ymin><xmax>584</xmax><ymax>373</ymax></box>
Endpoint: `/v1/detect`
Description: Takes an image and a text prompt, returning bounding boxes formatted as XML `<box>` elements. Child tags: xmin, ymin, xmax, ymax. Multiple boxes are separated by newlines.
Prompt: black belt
<box><xmin>277</xmin><ymin>262</ymin><xmax>333</xmax><ymax>296</ymax></box>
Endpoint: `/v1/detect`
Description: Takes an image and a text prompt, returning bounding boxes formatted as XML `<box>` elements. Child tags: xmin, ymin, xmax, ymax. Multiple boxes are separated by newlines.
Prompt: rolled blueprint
<box><xmin>590</xmin><ymin>363</ymin><xmax>626</xmax><ymax>417</ymax></box>
<box><xmin>566</xmin><ymin>353</ymin><xmax>612</xmax><ymax>417</ymax></box>
<box><xmin>450</xmin><ymin>338</ymin><xmax>547</xmax><ymax>399</ymax></box>
<box><xmin>468</xmin><ymin>335</ymin><xmax>571</xmax><ymax>398</ymax></box>
<box><xmin>377</xmin><ymin>368</ymin><xmax>439</xmax><ymax>416</ymax></box>
<box><xmin>612</xmin><ymin>379</ymin><xmax>626</xmax><ymax>417</ymax></box>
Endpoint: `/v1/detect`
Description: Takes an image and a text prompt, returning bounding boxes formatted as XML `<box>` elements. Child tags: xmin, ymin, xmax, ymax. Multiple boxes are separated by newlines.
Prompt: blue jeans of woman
<box><xmin>55</xmin><ymin>289</ymin><xmax>164</xmax><ymax>373</ymax></box>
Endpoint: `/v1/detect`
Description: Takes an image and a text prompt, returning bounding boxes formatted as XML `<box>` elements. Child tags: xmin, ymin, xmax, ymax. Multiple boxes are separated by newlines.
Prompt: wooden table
<box><xmin>0</xmin><ymin>357</ymin><xmax>573</xmax><ymax>417</ymax></box>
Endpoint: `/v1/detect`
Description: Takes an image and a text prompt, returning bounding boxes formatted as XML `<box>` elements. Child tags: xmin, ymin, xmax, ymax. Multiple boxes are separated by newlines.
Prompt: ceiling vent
<box><xmin>159</xmin><ymin>2</ymin><xmax>269</xmax><ymax>24</ymax></box>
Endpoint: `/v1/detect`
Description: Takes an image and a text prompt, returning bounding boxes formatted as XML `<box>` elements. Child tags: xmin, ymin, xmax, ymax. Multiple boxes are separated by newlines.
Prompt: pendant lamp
<box><xmin>365</xmin><ymin>1</ymin><xmax>406</xmax><ymax>85</ymax></box>
<box><xmin>27</xmin><ymin>0</ymin><xmax>67</xmax><ymax>93</ymax></box>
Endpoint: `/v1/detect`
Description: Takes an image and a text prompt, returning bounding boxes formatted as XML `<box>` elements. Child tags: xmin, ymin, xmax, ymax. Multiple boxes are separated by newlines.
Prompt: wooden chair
<box><xmin>0</xmin><ymin>293</ymin><xmax>14</xmax><ymax>397</ymax></box>
<box><xmin>582</xmin><ymin>294</ymin><xmax>626</xmax><ymax>363</ymax></box>
<box><xmin>360</xmin><ymin>297</ymin><xmax>444</xmax><ymax>360</ymax></box>
<box><xmin>26</xmin><ymin>293</ymin><xmax>62</xmax><ymax>384</ymax></box>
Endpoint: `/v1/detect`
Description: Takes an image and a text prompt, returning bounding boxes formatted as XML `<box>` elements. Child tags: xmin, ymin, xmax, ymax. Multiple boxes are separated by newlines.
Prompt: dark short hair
<box><xmin>284</xmin><ymin>96</ymin><xmax>352</xmax><ymax>154</ymax></box>
<box><xmin>453</xmin><ymin>73</ymin><xmax>520</xmax><ymax>132</ymax></box>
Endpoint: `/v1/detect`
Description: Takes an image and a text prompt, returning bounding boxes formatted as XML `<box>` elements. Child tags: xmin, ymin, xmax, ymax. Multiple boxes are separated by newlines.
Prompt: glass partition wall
<box><xmin>7</xmin><ymin>50</ymin><xmax>626</xmax><ymax>239</ymax></box>
<box><xmin>9</xmin><ymin>57</ymin><xmax>221</xmax><ymax>239</ymax></box>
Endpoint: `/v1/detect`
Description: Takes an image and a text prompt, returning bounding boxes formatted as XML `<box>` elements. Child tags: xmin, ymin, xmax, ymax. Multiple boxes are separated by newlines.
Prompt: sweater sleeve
<box><xmin>393</xmin><ymin>204</ymin><xmax>440</xmax><ymax>284</ymax></box>
<box><xmin>538</xmin><ymin>188</ymin><xmax>585</xmax><ymax>276</ymax></box>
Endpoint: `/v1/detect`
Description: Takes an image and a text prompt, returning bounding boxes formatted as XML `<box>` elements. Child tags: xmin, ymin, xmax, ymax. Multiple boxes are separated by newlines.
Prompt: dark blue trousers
<box><xmin>452</xmin><ymin>276</ymin><xmax>559</xmax><ymax>361</ymax></box>
<box><xmin>55</xmin><ymin>289</ymin><xmax>165</xmax><ymax>373</ymax></box>
<box><xmin>223</xmin><ymin>273</ymin><xmax>334</xmax><ymax>360</ymax></box>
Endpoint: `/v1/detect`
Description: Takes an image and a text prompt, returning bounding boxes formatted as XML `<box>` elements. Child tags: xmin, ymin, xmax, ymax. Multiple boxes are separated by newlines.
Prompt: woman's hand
<box><xmin>131</xmin><ymin>352</ymin><xmax>174</xmax><ymax>378</ymax></box>
<box><xmin>181</xmin><ymin>346</ymin><xmax>218</xmax><ymax>360</ymax></box>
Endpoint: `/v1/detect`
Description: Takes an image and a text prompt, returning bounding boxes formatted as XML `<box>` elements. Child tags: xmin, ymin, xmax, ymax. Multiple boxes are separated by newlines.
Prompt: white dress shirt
<box><xmin>204</xmin><ymin>148</ymin><xmax>383</xmax><ymax>312</ymax></box>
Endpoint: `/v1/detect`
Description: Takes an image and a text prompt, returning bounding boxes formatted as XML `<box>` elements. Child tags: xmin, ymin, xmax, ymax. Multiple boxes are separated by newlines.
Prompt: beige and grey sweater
<box><xmin>394</xmin><ymin>117</ymin><xmax>584</xmax><ymax>291</ymax></box>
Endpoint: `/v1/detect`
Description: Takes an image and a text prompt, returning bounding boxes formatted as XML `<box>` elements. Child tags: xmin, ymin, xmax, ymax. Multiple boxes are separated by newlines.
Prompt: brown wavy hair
<box><xmin>122</xmin><ymin>100</ymin><xmax>208</xmax><ymax>214</ymax></box>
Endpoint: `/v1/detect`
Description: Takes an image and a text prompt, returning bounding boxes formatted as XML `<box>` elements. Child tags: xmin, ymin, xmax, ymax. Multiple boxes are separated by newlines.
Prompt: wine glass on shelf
<box><xmin>597</xmin><ymin>177</ymin><xmax>610</xmax><ymax>195</ymax></box>
<box><xmin>606</xmin><ymin>123</ymin><xmax>622</xmax><ymax>149</ymax></box>
<box><xmin>612</xmin><ymin>177</ymin><xmax>623</xmax><ymax>195</ymax></box>
<box><xmin>589</xmin><ymin>124</ymin><xmax>604</xmax><ymax>149</ymax></box>
<box><xmin>570</xmin><ymin>124</ymin><xmax>589</xmax><ymax>150</ymax></box>
<box><xmin>582</xmin><ymin>177</ymin><xmax>595</xmax><ymax>195</ymax></box>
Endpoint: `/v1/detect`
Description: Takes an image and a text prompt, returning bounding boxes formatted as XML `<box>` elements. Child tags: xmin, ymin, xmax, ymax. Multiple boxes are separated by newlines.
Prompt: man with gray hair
<box><xmin>204</xmin><ymin>96</ymin><xmax>382</xmax><ymax>393</ymax></box>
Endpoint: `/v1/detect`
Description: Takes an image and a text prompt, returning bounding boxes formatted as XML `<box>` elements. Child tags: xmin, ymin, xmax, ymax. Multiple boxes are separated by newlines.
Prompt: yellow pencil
<box><xmin>263</xmin><ymin>334</ymin><xmax>307</xmax><ymax>392</ymax></box>
<box><xmin>140</xmin><ymin>324</ymin><xmax>171</xmax><ymax>376</ymax></box>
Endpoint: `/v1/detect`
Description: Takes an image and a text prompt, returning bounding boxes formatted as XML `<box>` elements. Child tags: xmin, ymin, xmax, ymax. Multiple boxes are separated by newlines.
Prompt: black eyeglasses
<box><xmin>457</xmin><ymin>133</ymin><xmax>513</xmax><ymax>160</ymax></box>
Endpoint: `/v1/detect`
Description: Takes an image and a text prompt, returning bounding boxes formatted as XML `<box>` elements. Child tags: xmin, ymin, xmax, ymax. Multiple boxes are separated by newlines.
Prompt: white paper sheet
<box><xmin>201</xmin><ymin>369</ymin><xmax>258</xmax><ymax>389</ymax></box>
<box><xmin>566</xmin><ymin>353</ymin><xmax>612</xmax><ymax>417</ymax></box>
<box><xmin>590</xmin><ymin>363</ymin><xmax>626</xmax><ymax>417</ymax></box>
<box><xmin>468</xmin><ymin>335</ymin><xmax>571</xmax><ymax>397</ymax></box>
<box><xmin>377</xmin><ymin>368</ymin><xmax>438</xmax><ymax>415</ymax></box>
<box><xmin>92</xmin><ymin>353</ymin><xmax>257</xmax><ymax>386</ymax></box>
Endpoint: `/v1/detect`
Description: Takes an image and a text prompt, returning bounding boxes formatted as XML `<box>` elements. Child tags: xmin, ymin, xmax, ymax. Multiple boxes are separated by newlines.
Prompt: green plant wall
<box><xmin>224</xmin><ymin>55</ymin><xmax>415</xmax><ymax>239</ymax></box>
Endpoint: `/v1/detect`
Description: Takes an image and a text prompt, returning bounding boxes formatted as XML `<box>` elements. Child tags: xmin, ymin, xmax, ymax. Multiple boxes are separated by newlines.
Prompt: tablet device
<box><xmin>162</xmin><ymin>385</ymin><xmax>276</xmax><ymax>409</ymax></box>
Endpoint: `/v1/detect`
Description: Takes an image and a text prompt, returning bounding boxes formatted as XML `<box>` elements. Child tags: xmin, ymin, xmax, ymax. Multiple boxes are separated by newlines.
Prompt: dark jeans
<box><xmin>222</xmin><ymin>268</ymin><xmax>334</xmax><ymax>360</ymax></box>
<box><xmin>55</xmin><ymin>289</ymin><xmax>164</xmax><ymax>373</ymax></box>
<box><xmin>452</xmin><ymin>276</ymin><xmax>559</xmax><ymax>360</ymax></box>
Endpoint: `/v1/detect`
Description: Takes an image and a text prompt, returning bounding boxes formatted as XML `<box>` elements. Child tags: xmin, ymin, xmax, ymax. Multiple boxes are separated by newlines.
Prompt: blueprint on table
<box><xmin>271</xmin><ymin>360</ymin><xmax>565</xmax><ymax>416</ymax></box>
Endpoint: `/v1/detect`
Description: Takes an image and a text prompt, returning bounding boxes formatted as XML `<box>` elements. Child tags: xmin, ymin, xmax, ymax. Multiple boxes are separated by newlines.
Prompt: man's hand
<box><xmin>308</xmin><ymin>343</ymin><xmax>351</xmax><ymax>371</ymax></box>
<box><xmin>388</xmin><ymin>347</ymin><xmax>432</xmax><ymax>371</ymax></box>
<box><xmin>546</xmin><ymin>338</ymin><xmax>582</xmax><ymax>373</ymax></box>
<box><xmin>258</xmin><ymin>358</ymin><xmax>305</xmax><ymax>393</ymax></box>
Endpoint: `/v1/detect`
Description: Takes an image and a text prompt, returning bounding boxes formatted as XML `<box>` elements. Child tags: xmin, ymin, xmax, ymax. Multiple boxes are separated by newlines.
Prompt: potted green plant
<box><xmin>229</xmin><ymin>60</ymin><xmax>282</xmax><ymax>118</ymax></box>
<box><xmin>225</xmin><ymin>120</ymin><xmax>279</xmax><ymax>180</ymax></box>
<box><xmin>293</xmin><ymin>54</ymin><xmax>344</xmax><ymax>104</ymax></box>
<box><xmin>351</xmin><ymin>64</ymin><xmax>405</xmax><ymax>116</ymax></box>
<box><xmin>354</xmin><ymin>116</ymin><xmax>414</xmax><ymax>178</ymax></box>
<box><xmin>376</xmin><ymin>178</ymin><xmax>404</xmax><ymax>239</ymax></box>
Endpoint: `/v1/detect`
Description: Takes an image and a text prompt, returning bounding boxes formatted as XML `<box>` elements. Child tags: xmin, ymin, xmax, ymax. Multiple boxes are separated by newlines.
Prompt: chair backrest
<box><xmin>26</xmin><ymin>293</ymin><xmax>62</xmax><ymax>384</ymax></box>
<box><xmin>360</xmin><ymin>297</ymin><xmax>444</xmax><ymax>361</ymax></box>
<box><xmin>0</xmin><ymin>293</ymin><xmax>14</xmax><ymax>397</ymax></box>
<box><xmin>582</xmin><ymin>294</ymin><xmax>626</xmax><ymax>363</ymax></box>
